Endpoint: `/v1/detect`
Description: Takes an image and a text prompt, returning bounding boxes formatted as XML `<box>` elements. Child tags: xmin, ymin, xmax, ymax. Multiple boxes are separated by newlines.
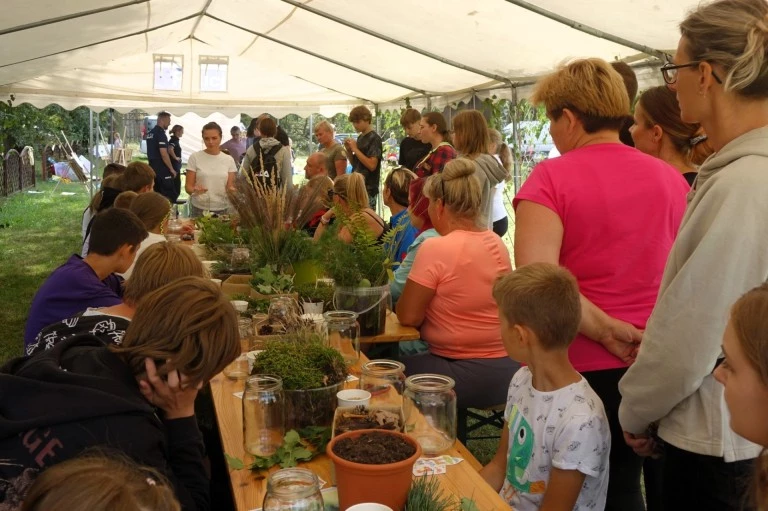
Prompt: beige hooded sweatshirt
<box><xmin>619</xmin><ymin>126</ymin><xmax>768</xmax><ymax>461</ymax></box>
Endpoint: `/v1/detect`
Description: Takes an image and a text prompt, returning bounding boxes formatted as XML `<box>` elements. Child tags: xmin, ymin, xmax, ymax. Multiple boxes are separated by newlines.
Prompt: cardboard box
<box><xmin>221</xmin><ymin>274</ymin><xmax>252</xmax><ymax>298</ymax></box>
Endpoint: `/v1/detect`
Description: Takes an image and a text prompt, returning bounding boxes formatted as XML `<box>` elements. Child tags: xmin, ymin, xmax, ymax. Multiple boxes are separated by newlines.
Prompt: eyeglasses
<box><xmin>660</xmin><ymin>60</ymin><xmax>723</xmax><ymax>85</ymax></box>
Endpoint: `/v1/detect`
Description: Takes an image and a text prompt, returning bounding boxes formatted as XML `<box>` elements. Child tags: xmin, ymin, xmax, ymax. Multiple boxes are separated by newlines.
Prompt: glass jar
<box><xmin>268</xmin><ymin>296</ymin><xmax>300</xmax><ymax>326</ymax></box>
<box><xmin>262</xmin><ymin>468</ymin><xmax>324</xmax><ymax>511</ymax></box>
<box><xmin>360</xmin><ymin>360</ymin><xmax>406</xmax><ymax>407</ymax></box>
<box><xmin>223</xmin><ymin>318</ymin><xmax>252</xmax><ymax>380</ymax></box>
<box><xmin>243</xmin><ymin>375</ymin><xmax>284</xmax><ymax>457</ymax></box>
<box><xmin>323</xmin><ymin>311</ymin><xmax>360</xmax><ymax>365</ymax></box>
<box><xmin>403</xmin><ymin>374</ymin><xmax>457</xmax><ymax>454</ymax></box>
<box><xmin>230</xmin><ymin>247</ymin><xmax>250</xmax><ymax>268</ymax></box>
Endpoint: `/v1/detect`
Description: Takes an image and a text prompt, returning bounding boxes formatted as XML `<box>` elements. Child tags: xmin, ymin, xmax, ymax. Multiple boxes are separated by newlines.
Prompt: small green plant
<box><xmin>250</xmin><ymin>335</ymin><xmax>348</xmax><ymax>390</ymax></box>
<box><xmin>316</xmin><ymin>206</ymin><xmax>402</xmax><ymax>287</ymax></box>
<box><xmin>196</xmin><ymin>213</ymin><xmax>243</xmax><ymax>246</ymax></box>
<box><xmin>250</xmin><ymin>264</ymin><xmax>295</xmax><ymax>295</ymax></box>
<box><xmin>294</xmin><ymin>281</ymin><xmax>335</xmax><ymax>306</ymax></box>
<box><xmin>225</xmin><ymin>426</ymin><xmax>332</xmax><ymax>474</ymax></box>
<box><xmin>405</xmin><ymin>477</ymin><xmax>480</xmax><ymax>511</ymax></box>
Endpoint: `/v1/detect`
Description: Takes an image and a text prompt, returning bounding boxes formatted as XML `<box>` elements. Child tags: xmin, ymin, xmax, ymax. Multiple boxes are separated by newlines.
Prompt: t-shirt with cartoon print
<box><xmin>501</xmin><ymin>366</ymin><xmax>610</xmax><ymax>511</ymax></box>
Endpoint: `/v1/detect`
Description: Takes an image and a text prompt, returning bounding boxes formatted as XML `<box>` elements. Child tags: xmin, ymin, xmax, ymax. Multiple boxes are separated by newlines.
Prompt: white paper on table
<box><xmin>345</xmin><ymin>374</ymin><xmax>359</xmax><ymax>382</ymax></box>
<box><xmin>233</xmin><ymin>391</ymin><xmax>244</xmax><ymax>399</ymax></box>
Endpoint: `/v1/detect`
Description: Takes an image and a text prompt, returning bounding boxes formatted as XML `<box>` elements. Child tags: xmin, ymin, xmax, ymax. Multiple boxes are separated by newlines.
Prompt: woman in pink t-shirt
<box><xmin>397</xmin><ymin>158</ymin><xmax>518</xmax><ymax>410</ymax></box>
<box><xmin>513</xmin><ymin>59</ymin><xmax>689</xmax><ymax>511</ymax></box>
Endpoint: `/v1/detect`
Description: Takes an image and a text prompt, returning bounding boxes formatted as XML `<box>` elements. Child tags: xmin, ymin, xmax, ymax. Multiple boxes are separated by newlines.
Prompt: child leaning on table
<box><xmin>481</xmin><ymin>262</ymin><xmax>610</xmax><ymax>511</ymax></box>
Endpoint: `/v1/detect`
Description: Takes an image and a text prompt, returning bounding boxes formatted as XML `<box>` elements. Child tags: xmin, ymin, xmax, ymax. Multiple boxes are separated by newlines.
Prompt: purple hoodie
<box><xmin>24</xmin><ymin>255</ymin><xmax>123</xmax><ymax>347</ymax></box>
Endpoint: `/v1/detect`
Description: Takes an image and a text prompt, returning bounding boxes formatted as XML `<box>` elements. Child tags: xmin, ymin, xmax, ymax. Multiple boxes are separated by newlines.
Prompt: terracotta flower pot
<box><xmin>327</xmin><ymin>429</ymin><xmax>421</xmax><ymax>511</ymax></box>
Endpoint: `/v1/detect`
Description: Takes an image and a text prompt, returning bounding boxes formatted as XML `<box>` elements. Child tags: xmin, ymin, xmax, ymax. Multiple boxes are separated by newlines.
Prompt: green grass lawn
<box><xmin>0</xmin><ymin>180</ymin><xmax>90</xmax><ymax>364</ymax></box>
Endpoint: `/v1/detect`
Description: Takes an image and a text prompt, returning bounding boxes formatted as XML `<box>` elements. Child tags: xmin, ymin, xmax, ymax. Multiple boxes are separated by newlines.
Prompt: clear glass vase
<box><xmin>403</xmin><ymin>374</ymin><xmax>457</xmax><ymax>454</ymax></box>
<box><xmin>323</xmin><ymin>310</ymin><xmax>360</xmax><ymax>365</ymax></box>
<box><xmin>243</xmin><ymin>375</ymin><xmax>284</xmax><ymax>457</ymax></box>
<box><xmin>360</xmin><ymin>360</ymin><xmax>406</xmax><ymax>407</ymax></box>
<box><xmin>262</xmin><ymin>468</ymin><xmax>324</xmax><ymax>511</ymax></box>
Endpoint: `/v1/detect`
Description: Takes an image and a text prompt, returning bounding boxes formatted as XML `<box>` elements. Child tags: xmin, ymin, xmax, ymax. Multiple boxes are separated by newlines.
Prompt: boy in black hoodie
<box><xmin>0</xmin><ymin>277</ymin><xmax>240</xmax><ymax>510</ymax></box>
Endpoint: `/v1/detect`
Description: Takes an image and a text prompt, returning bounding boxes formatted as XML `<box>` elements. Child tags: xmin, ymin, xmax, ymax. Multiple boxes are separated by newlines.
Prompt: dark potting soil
<box><xmin>332</xmin><ymin>431</ymin><xmax>416</xmax><ymax>464</ymax></box>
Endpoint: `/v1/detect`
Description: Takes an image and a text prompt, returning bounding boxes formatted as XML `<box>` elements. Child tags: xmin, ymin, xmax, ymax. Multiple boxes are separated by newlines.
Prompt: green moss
<box><xmin>250</xmin><ymin>334</ymin><xmax>348</xmax><ymax>390</ymax></box>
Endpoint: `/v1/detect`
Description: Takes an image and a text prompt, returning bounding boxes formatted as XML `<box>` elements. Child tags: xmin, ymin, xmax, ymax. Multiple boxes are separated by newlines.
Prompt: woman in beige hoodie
<box><xmin>618</xmin><ymin>0</ymin><xmax>768</xmax><ymax>508</ymax></box>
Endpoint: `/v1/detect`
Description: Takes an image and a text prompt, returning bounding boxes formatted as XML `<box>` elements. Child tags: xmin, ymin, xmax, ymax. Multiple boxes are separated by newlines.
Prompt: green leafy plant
<box><xmin>196</xmin><ymin>213</ymin><xmax>243</xmax><ymax>246</ymax></box>
<box><xmin>250</xmin><ymin>264</ymin><xmax>295</xmax><ymax>295</ymax></box>
<box><xmin>250</xmin><ymin>335</ymin><xmax>348</xmax><ymax>390</ymax></box>
<box><xmin>316</xmin><ymin>207</ymin><xmax>402</xmax><ymax>287</ymax></box>
<box><xmin>294</xmin><ymin>281</ymin><xmax>335</xmax><ymax>306</ymax></box>
<box><xmin>225</xmin><ymin>426</ymin><xmax>332</xmax><ymax>474</ymax></box>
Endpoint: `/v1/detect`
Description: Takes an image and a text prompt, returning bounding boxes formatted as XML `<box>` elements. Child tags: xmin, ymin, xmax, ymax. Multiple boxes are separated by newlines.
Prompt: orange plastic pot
<box><xmin>326</xmin><ymin>429</ymin><xmax>421</xmax><ymax>511</ymax></box>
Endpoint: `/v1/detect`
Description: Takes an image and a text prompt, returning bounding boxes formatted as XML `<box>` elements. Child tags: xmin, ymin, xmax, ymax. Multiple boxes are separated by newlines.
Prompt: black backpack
<box><xmin>250</xmin><ymin>140</ymin><xmax>282</xmax><ymax>188</ymax></box>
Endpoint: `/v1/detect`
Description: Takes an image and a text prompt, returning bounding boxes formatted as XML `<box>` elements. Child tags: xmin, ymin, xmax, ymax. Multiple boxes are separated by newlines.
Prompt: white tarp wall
<box><xmin>0</xmin><ymin>0</ymin><xmax>696</xmax><ymax>115</ymax></box>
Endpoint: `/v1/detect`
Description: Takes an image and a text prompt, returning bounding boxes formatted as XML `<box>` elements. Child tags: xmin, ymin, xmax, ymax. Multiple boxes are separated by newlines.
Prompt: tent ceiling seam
<box><xmin>189</xmin><ymin>0</ymin><xmax>215</xmax><ymax>39</ymax></box>
<box><xmin>206</xmin><ymin>14</ymin><xmax>430</xmax><ymax>95</ymax></box>
<box><xmin>0</xmin><ymin>0</ymin><xmax>150</xmax><ymax>37</ymax></box>
<box><xmin>239</xmin><ymin>0</ymin><xmax>302</xmax><ymax>57</ymax></box>
<box><xmin>277</xmin><ymin>0</ymin><xmax>511</xmax><ymax>84</ymax></box>
<box><xmin>502</xmin><ymin>0</ymin><xmax>666</xmax><ymax>59</ymax></box>
<box><xmin>0</xmin><ymin>14</ymin><xmax>200</xmax><ymax>71</ymax></box>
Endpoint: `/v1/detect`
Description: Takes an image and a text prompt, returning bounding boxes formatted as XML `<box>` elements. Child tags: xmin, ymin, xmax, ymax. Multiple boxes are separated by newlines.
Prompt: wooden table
<box><xmin>210</xmin><ymin>359</ymin><xmax>508</xmax><ymax>510</ymax></box>
<box><xmin>360</xmin><ymin>314</ymin><xmax>419</xmax><ymax>344</ymax></box>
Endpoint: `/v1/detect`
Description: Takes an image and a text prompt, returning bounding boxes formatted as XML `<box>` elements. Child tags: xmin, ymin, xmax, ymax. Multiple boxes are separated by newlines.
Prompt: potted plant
<box><xmin>294</xmin><ymin>281</ymin><xmax>335</xmax><ymax>315</ymax></box>
<box><xmin>250</xmin><ymin>332</ymin><xmax>348</xmax><ymax>430</ymax></box>
<box><xmin>250</xmin><ymin>264</ymin><xmax>295</xmax><ymax>300</ymax></box>
<box><xmin>326</xmin><ymin>430</ymin><xmax>421</xmax><ymax>511</ymax></box>
<box><xmin>317</xmin><ymin>210</ymin><xmax>402</xmax><ymax>336</ymax></box>
<box><xmin>195</xmin><ymin>213</ymin><xmax>247</xmax><ymax>263</ymax></box>
<box><xmin>227</xmin><ymin>172</ymin><xmax>326</xmax><ymax>283</ymax></box>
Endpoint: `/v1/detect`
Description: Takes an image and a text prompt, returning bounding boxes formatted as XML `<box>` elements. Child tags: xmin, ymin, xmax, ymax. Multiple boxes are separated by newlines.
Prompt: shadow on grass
<box><xmin>0</xmin><ymin>181</ymin><xmax>89</xmax><ymax>363</ymax></box>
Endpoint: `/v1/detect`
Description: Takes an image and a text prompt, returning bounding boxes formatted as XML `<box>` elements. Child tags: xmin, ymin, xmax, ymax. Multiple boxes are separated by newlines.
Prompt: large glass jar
<box><xmin>262</xmin><ymin>468</ymin><xmax>324</xmax><ymax>511</ymax></box>
<box><xmin>403</xmin><ymin>374</ymin><xmax>457</xmax><ymax>454</ymax></box>
<box><xmin>360</xmin><ymin>360</ymin><xmax>406</xmax><ymax>407</ymax></box>
<box><xmin>323</xmin><ymin>311</ymin><xmax>360</xmax><ymax>365</ymax></box>
<box><xmin>243</xmin><ymin>375</ymin><xmax>284</xmax><ymax>457</ymax></box>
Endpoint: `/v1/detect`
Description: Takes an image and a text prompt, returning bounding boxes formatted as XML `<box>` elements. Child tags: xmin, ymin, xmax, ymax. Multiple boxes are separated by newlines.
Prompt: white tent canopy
<box><xmin>0</xmin><ymin>0</ymin><xmax>694</xmax><ymax>116</ymax></box>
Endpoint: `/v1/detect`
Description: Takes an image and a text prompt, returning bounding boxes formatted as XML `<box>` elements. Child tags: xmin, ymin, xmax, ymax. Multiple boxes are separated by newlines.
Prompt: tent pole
<box><xmin>89</xmin><ymin>110</ymin><xmax>95</xmax><ymax>199</ymax></box>
<box><xmin>511</xmin><ymin>87</ymin><xmax>521</xmax><ymax>194</ymax></box>
<box><xmin>502</xmin><ymin>0</ymin><xmax>666</xmax><ymax>59</ymax></box>
<box><xmin>277</xmin><ymin>0</ymin><xmax>512</xmax><ymax>85</ymax></box>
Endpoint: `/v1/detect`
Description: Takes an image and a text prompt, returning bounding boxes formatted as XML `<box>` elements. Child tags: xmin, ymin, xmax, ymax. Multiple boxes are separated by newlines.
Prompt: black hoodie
<box><xmin>0</xmin><ymin>335</ymin><xmax>208</xmax><ymax>510</ymax></box>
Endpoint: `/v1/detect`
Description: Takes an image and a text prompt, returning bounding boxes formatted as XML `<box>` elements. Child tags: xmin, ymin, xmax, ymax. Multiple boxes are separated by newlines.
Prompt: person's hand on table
<box><xmin>598</xmin><ymin>316</ymin><xmax>643</xmax><ymax>365</ymax></box>
<box><xmin>138</xmin><ymin>358</ymin><xmax>201</xmax><ymax>420</ymax></box>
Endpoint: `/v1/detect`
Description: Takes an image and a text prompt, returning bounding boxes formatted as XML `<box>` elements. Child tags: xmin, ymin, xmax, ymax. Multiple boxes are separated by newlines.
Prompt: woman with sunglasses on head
<box><xmin>313</xmin><ymin>173</ymin><xmax>387</xmax><ymax>244</ymax></box>
<box><xmin>630</xmin><ymin>86</ymin><xmax>714</xmax><ymax>187</ymax></box>
<box><xmin>619</xmin><ymin>1</ymin><xmax>768</xmax><ymax>508</ymax></box>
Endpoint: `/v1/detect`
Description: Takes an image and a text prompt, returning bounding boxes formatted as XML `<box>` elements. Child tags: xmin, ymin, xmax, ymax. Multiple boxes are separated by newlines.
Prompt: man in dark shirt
<box><xmin>344</xmin><ymin>105</ymin><xmax>383</xmax><ymax>209</ymax></box>
<box><xmin>146</xmin><ymin>111</ymin><xmax>178</xmax><ymax>202</ymax></box>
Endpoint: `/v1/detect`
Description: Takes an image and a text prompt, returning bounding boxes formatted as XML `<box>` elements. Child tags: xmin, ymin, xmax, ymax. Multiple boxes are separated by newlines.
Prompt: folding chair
<box><xmin>457</xmin><ymin>404</ymin><xmax>506</xmax><ymax>444</ymax></box>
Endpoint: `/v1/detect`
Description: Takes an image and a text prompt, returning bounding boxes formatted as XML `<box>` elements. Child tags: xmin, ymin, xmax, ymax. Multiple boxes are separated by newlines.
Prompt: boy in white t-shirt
<box><xmin>481</xmin><ymin>262</ymin><xmax>610</xmax><ymax>510</ymax></box>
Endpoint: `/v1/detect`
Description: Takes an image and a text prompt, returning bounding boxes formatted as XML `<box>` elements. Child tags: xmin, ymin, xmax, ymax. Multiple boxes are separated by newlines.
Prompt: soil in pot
<box><xmin>332</xmin><ymin>431</ymin><xmax>416</xmax><ymax>464</ymax></box>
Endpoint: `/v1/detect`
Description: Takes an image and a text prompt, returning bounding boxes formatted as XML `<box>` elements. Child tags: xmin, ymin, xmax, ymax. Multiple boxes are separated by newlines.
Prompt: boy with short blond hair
<box><xmin>481</xmin><ymin>262</ymin><xmax>610</xmax><ymax>511</ymax></box>
<box><xmin>345</xmin><ymin>105</ymin><xmax>382</xmax><ymax>209</ymax></box>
